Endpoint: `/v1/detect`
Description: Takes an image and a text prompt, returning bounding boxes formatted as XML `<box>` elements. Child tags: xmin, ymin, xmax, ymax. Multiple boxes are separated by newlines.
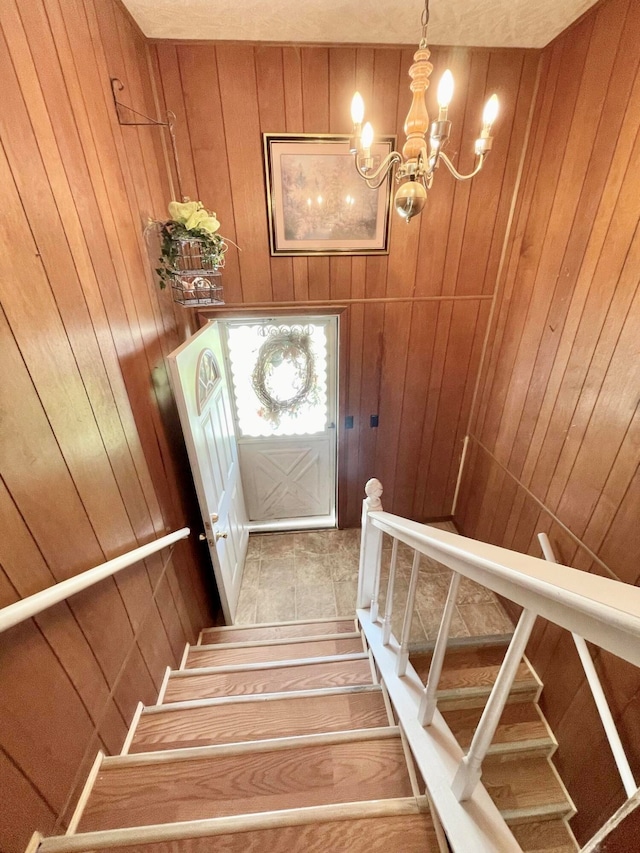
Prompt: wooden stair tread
<box><xmin>442</xmin><ymin>701</ymin><xmax>554</xmax><ymax>754</ymax></box>
<box><xmin>186</xmin><ymin>637</ymin><xmax>364</xmax><ymax>668</ymax></box>
<box><xmin>131</xmin><ymin>690</ymin><xmax>390</xmax><ymax>751</ymax></box>
<box><xmin>483</xmin><ymin>754</ymin><xmax>575</xmax><ymax>821</ymax></box>
<box><xmin>410</xmin><ymin>645</ymin><xmax>539</xmax><ymax>708</ymax></box>
<box><xmin>79</xmin><ymin>737</ymin><xmax>414</xmax><ymax>831</ymax></box>
<box><xmin>511</xmin><ymin>818</ymin><xmax>579</xmax><ymax>852</ymax></box>
<box><xmin>164</xmin><ymin>658</ymin><xmax>374</xmax><ymax>702</ymax></box>
<box><xmin>86</xmin><ymin>815</ymin><xmax>438</xmax><ymax>852</ymax></box>
<box><xmin>200</xmin><ymin>620</ymin><xmax>356</xmax><ymax>645</ymax></box>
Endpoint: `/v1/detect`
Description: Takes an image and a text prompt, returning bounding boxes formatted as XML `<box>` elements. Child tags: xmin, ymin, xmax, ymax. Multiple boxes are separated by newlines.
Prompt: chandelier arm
<box><xmin>354</xmin><ymin>151</ymin><xmax>403</xmax><ymax>185</ymax></box>
<box><xmin>438</xmin><ymin>151</ymin><xmax>487</xmax><ymax>182</ymax></box>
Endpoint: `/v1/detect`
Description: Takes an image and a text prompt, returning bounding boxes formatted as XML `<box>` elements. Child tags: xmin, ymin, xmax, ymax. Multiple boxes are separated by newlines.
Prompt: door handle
<box><xmin>199</xmin><ymin>533</ymin><xmax>215</xmax><ymax>546</ymax></box>
<box><xmin>215</xmin><ymin>531</ymin><xmax>228</xmax><ymax>541</ymax></box>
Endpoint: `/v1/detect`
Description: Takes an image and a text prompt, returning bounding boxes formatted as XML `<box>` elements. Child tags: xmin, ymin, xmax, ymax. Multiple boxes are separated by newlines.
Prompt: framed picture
<box><xmin>263</xmin><ymin>133</ymin><xmax>395</xmax><ymax>256</ymax></box>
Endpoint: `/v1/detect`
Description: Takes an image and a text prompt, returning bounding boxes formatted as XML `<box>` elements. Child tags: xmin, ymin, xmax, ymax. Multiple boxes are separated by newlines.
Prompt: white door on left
<box><xmin>167</xmin><ymin>320</ymin><xmax>249</xmax><ymax>623</ymax></box>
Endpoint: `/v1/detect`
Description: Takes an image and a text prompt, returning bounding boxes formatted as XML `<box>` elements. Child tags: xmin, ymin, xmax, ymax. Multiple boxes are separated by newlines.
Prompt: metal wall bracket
<box><xmin>110</xmin><ymin>77</ymin><xmax>183</xmax><ymax>198</ymax></box>
<box><xmin>110</xmin><ymin>77</ymin><xmax>169</xmax><ymax>127</ymax></box>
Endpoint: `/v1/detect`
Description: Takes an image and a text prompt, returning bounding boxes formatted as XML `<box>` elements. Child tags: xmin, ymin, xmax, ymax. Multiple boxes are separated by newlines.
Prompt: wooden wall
<box><xmin>0</xmin><ymin>2</ymin><xmax>216</xmax><ymax>851</ymax></box>
<box><xmin>152</xmin><ymin>41</ymin><xmax>540</xmax><ymax>526</ymax></box>
<box><xmin>455</xmin><ymin>0</ymin><xmax>640</xmax><ymax>842</ymax></box>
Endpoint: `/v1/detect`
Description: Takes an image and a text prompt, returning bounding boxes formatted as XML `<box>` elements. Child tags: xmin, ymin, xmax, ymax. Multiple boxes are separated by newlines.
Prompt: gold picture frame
<box><xmin>263</xmin><ymin>133</ymin><xmax>395</xmax><ymax>257</ymax></box>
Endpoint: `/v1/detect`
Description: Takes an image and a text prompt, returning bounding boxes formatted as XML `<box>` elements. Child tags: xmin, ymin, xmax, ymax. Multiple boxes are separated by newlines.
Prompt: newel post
<box><xmin>357</xmin><ymin>479</ymin><xmax>384</xmax><ymax>611</ymax></box>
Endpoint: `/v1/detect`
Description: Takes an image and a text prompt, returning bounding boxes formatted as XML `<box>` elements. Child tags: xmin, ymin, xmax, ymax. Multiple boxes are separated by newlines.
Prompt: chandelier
<box><xmin>349</xmin><ymin>0</ymin><xmax>499</xmax><ymax>223</ymax></box>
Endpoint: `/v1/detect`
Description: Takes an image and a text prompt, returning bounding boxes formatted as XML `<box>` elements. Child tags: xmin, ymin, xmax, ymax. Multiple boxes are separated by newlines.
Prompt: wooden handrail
<box><xmin>0</xmin><ymin>528</ymin><xmax>190</xmax><ymax>634</ymax></box>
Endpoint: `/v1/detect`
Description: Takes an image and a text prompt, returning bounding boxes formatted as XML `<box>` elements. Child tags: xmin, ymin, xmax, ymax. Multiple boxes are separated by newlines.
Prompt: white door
<box><xmin>223</xmin><ymin>316</ymin><xmax>337</xmax><ymax>527</ymax></box>
<box><xmin>167</xmin><ymin>321</ymin><xmax>249</xmax><ymax>623</ymax></box>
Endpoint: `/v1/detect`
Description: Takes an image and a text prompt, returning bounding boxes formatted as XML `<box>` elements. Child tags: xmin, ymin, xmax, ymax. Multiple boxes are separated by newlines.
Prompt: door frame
<box><xmin>195</xmin><ymin>306</ymin><xmax>348</xmax><ymax>528</ymax></box>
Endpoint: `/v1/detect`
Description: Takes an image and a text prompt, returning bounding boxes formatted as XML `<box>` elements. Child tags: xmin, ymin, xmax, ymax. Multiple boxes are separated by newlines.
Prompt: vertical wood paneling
<box><xmin>157</xmin><ymin>43</ymin><xmax>537</xmax><ymax>526</ymax></box>
<box><xmin>0</xmin><ymin>2</ymin><xmax>214</xmax><ymax>851</ymax></box>
<box><xmin>456</xmin><ymin>0</ymin><xmax>640</xmax><ymax>842</ymax></box>
<box><xmin>1</xmin><ymin>12</ymin><xmax>543</xmax><ymax>851</ymax></box>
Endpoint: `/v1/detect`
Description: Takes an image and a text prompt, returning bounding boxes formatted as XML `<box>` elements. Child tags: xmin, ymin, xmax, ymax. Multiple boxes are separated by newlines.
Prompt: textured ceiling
<box><xmin>121</xmin><ymin>0</ymin><xmax>598</xmax><ymax>49</ymax></box>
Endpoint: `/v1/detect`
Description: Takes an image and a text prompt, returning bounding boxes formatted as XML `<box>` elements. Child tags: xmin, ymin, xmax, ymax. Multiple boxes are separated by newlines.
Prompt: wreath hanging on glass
<box><xmin>251</xmin><ymin>330</ymin><xmax>317</xmax><ymax>425</ymax></box>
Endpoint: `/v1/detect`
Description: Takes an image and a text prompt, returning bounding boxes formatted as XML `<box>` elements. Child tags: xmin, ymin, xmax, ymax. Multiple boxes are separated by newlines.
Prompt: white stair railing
<box><xmin>356</xmin><ymin>479</ymin><xmax>640</xmax><ymax>853</ymax></box>
<box><xmin>0</xmin><ymin>528</ymin><xmax>190</xmax><ymax>634</ymax></box>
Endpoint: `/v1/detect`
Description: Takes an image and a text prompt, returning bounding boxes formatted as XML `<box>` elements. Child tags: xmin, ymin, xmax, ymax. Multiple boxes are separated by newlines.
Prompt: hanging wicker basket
<box><xmin>168</xmin><ymin>238</ymin><xmax>225</xmax><ymax>306</ymax></box>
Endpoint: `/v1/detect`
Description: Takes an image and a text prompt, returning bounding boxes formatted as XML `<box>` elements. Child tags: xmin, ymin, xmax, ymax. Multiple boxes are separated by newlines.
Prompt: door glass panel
<box><xmin>227</xmin><ymin>322</ymin><xmax>328</xmax><ymax>437</ymax></box>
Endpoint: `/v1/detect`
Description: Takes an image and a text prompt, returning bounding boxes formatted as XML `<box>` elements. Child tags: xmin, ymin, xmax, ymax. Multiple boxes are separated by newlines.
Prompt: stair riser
<box><xmin>437</xmin><ymin>685</ymin><xmax>541</xmax><ymax>711</ymax></box>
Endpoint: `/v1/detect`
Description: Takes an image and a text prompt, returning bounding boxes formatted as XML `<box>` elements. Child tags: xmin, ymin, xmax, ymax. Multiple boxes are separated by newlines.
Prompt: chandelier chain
<box><xmin>420</xmin><ymin>0</ymin><xmax>430</xmax><ymax>47</ymax></box>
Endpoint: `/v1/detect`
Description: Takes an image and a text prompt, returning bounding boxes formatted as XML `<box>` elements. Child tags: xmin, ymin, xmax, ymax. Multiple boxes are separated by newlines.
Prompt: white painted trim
<box><xmin>142</xmin><ymin>683</ymin><xmax>382</xmax><ymax>714</ymax></box>
<box><xmin>169</xmin><ymin>651</ymin><xmax>368</xmax><ymax>676</ymax></box>
<box><xmin>381</xmin><ymin>538</ymin><xmax>399</xmax><ymax>645</ymax></box>
<box><xmin>534</xmin><ymin>702</ymin><xmax>558</xmax><ymax>757</ymax></box>
<box><xmin>358</xmin><ymin>609</ymin><xmax>521</xmax><ymax>853</ymax></box>
<box><xmin>120</xmin><ymin>702</ymin><xmax>144</xmax><ymax>756</ymax></box>
<box><xmin>573</xmin><ymin>632</ymin><xmax>637</xmax><ymax>796</ymax></box>
<box><xmin>156</xmin><ymin>667</ymin><xmax>171</xmax><ymax>705</ymax></box>
<box><xmin>581</xmin><ymin>789</ymin><xmax>640</xmax><ymax>853</ymax></box>
<box><xmin>366</xmin><ymin>648</ymin><xmax>379</xmax><ymax>685</ymax></box>
<box><xmin>194</xmin><ymin>631</ymin><xmax>360</xmax><ymax>651</ymax></box>
<box><xmin>248</xmin><ymin>514</ymin><xmax>336</xmax><ymax>532</ymax></box>
<box><xmin>202</xmin><ymin>616</ymin><xmax>356</xmax><ymax>632</ymax></box>
<box><xmin>419</xmin><ymin>571</ymin><xmax>461</xmax><ymax>725</ymax></box>
<box><xmin>0</xmin><ymin>529</ymin><xmax>189</xmax><ymax>635</ymax></box>
<box><xmin>369</xmin><ymin>511</ymin><xmax>640</xmax><ymax>668</ymax></box>
<box><xmin>452</xmin><ymin>608</ymin><xmax>537</xmax><ymax>801</ymax></box>
<box><xmin>24</xmin><ymin>832</ymin><xmax>43</xmax><ymax>853</ymax></box>
<box><xmin>396</xmin><ymin>550</ymin><xmax>421</xmax><ymax>676</ymax></box>
<box><xmin>178</xmin><ymin>643</ymin><xmax>190</xmax><ymax>670</ymax></box>
<box><xmin>451</xmin><ymin>434</ymin><xmax>470</xmax><ymax>516</ymax></box>
<box><xmin>539</xmin><ymin>531</ymin><xmax>637</xmax><ymax>798</ymax></box>
<box><xmin>65</xmin><ymin>752</ymin><xmax>104</xmax><ymax>835</ymax></box>
<box><xmin>102</xmin><ymin>726</ymin><xmax>400</xmax><ymax>768</ymax></box>
<box><xmin>379</xmin><ymin>681</ymin><xmax>396</xmax><ymax>727</ymax></box>
<box><xmin>523</xmin><ymin>654</ymin><xmax>544</xmax><ymax>702</ymax></box>
<box><xmin>38</xmin><ymin>798</ymin><xmax>426</xmax><ymax>852</ymax></box>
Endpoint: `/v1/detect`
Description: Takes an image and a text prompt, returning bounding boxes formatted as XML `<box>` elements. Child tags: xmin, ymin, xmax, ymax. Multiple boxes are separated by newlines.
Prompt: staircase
<box><xmin>410</xmin><ymin>642</ymin><xmax>579</xmax><ymax>852</ymax></box>
<box><xmin>33</xmin><ymin>617</ymin><xmax>442</xmax><ymax>852</ymax></box>
<box><xmin>29</xmin><ymin>617</ymin><xmax>581</xmax><ymax>853</ymax></box>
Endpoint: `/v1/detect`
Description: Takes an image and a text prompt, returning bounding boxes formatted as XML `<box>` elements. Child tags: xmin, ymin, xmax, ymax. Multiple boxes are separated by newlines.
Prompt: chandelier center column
<box><xmin>402</xmin><ymin>47</ymin><xmax>434</xmax><ymax>165</ymax></box>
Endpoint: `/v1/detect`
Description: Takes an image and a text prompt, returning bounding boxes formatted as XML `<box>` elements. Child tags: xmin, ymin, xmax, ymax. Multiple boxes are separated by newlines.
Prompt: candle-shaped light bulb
<box><xmin>351</xmin><ymin>92</ymin><xmax>365</xmax><ymax>125</ymax></box>
<box><xmin>482</xmin><ymin>94</ymin><xmax>499</xmax><ymax>133</ymax></box>
<box><xmin>437</xmin><ymin>70</ymin><xmax>454</xmax><ymax>118</ymax></box>
<box><xmin>361</xmin><ymin>121</ymin><xmax>374</xmax><ymax>153</ymax></box>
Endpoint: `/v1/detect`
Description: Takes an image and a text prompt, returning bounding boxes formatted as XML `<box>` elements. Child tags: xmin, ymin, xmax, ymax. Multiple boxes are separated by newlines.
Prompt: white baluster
<box><xmin>381</xmin><ymin>539</ymin><xmax>399</xmax><ymax>645</ymax></box>
<box><xmin>538</xmin><ymin>532</ymin><xmax>637</xmax><ymax>798</ymax></box>
<box><xmin>396</xmin><ymin>549</ymin><xmax>421</xmax><ymax>676</ymax></box>
<box><xmin>452</xmin><ymin>607</ymin><xmax>537</xmax><ymax>801</ymax></box>
<box><xmin>357</xmin><ymin>479</ymin><xmax>384</xmax><ymax>609</ymax></box>
<box><xmin>418</xmin><ymin>571</ymin><xmax>461</xmax><ymax>725</ymax></box>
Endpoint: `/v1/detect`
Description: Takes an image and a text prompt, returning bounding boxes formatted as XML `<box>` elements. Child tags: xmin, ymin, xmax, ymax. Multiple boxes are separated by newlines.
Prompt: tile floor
<box><xmin>236</xmin><ymin>523</ymin><xmax>514</xmax><ymax>644</ymax></box>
